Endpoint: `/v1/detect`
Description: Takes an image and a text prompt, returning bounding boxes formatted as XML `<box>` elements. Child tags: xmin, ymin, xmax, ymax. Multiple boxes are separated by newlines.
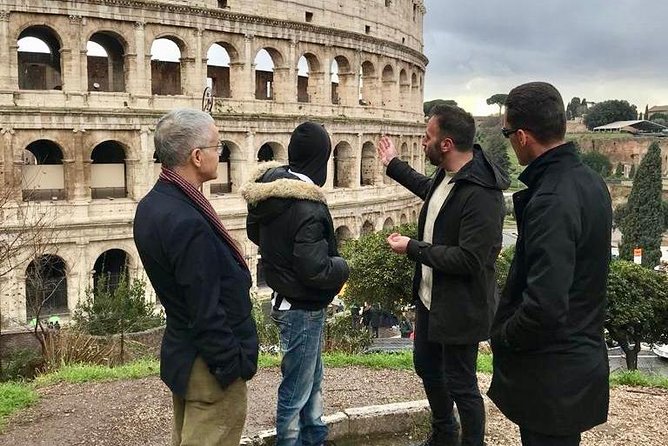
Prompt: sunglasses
<box><xmin>501</xmin><ymin>128</ymin><xmax>519</xmax><ymax>138</ymax></box>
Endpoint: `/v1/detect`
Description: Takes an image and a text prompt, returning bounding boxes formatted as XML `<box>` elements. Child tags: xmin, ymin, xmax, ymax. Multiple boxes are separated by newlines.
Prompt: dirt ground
<box><xmin>0</xmin><ymin>368</ymin><xmax>666</xmax><ymax>446</ymax></box>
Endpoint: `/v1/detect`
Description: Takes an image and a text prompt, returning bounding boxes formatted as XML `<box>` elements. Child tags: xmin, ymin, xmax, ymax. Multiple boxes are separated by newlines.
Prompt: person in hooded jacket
<box><xmin>241</xmin><ymin>122</ymin><xmax>349</xmax><ymax>446</ymax></box>
<box><xmin>377</xmin><ymin>104</ymin><xmax>509</xmax><ymax>446</ymax></box>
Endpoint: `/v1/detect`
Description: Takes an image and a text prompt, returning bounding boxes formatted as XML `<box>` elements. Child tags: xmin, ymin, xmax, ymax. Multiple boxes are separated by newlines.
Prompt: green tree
<box><xmin>423</xmin><ymin>99</ymin><xmax>457</xmax><ymax>116</ymax></box>
<box><xmin>618</xmin><ymin>142</ymin><xmax>664</xmax><ymax>268</ymax></box>
<box><xmin>495</xmin><ymin>245</ymin><xmax>515</xmax><ymax>290</ymax></box>
<box><xmin>580</xmin><ymin>151</ymin><xmax>612</xmax><ymax>177</ymax></box>
<box><xmin>605</xmin><ymin>260</ymin><xmax>668</xmax><ymax>370</ymax></box>
<box><xmin>482</xmin><ymin>131</ymin><xmax>511</xmax><ymax>175</ymax></box>
<box><xmin>339</xmin><ymin>223</ymin><xmax>417</xmax><ymax>314</ymax></box>
<box><xmin>648</xmin><ymin>112</ymin><xmax>668</xmax><ymax>127</ymax></box>
<box><xmin>629</xmin><ymin>163</ymin><xmax>636</xmax><ymax>179</ymax></box>
<box><xmin>486</xmin><ymin>93</ymin><xmax>508</xmax><ymax>116</ymax></box>
<box><xmin>567</xmin><ymin>97</ymin><xmax>582</xmax><ymax>119</ymax></box>
<box><xmin>583</xmin><ymin>99</ymin><xmax>638</xmax><ymax>130</ymax></box>
<box><xmin>73</xmin><ymin>273</ymin><xmax>164</xmax><ymax>336</ymax></box>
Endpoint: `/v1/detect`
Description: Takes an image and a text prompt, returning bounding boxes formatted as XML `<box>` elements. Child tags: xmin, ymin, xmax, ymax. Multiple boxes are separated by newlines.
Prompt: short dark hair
<box><xmin>429</xmin><ymin>104</ymin><xmax>475</xmax><ymax>151</ymax></box>
<box><xmin>505</xmin><ymin>82</ymin><xmax>566</xmax><ymax>144</ymax></box>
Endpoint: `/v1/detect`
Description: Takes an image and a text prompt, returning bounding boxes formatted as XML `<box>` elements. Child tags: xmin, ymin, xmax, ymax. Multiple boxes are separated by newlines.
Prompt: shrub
<box><xmin>339</xmin><ymin>223</ymin><xmax>417</xmax><ymax>315</ymax></box>
<box><xmin>605</xmin><ymin>260</ymin><xmax>668</xmax><ymax>370</ymax></box>
<box><xmin>42</xmin><ymin>329</ymin><xmax>119</xmax><ymax>371</ymax></box>
<box><xmin>252</xmin><ymin>299</ymin><xmax>279</xmax><ymax>352</ymax></box>
<box><xmin>73</xmin><ymin>274</ymin><xmax>164</xmax><ymax>336</ymax></box>
<box><xmin>495</xmin><ymin>245</ymin><xmax>515</xmax><ymax>290</ymax></box>
<box><xmin>324</xmin><ymin>312</ymin><xmax>372</xmax><ymax>354</ymax></box>
<box><xmin>0</xmin><ymin>349</ymin><xmax>43</xmax><ymax>382</ymax></box>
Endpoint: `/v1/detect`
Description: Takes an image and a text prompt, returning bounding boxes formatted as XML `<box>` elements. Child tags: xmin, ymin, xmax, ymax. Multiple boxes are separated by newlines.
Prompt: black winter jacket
<box><xmin>387</xmin><ymin>145</ymin><xmax>509</xmax><ymax>344</ymax></box>
<box><xmin>242</xmin><ymin>163</ymin><xmax>349</xmax><ymax>310</ymax></box>
<box><xmin>133</xmin><ymin>181</ymin><xmax>258</xmax><ymax>397</ymax></box>
<box><xmin>488</xmin><ymin>142</ymin><xmax>611</xmax><ymax>435</ymax></box>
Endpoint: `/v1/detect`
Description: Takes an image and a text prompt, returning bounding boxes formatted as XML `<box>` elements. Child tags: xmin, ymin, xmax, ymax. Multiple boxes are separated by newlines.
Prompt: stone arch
<box><xmin>254</xmin><ymin>47</ymin><xmax>284</xmax><ymax>100</ymax></box>
<box><xmin>328</xmin><ymin>56</ymin><xmax>349</xmax><ymax>106</ymax></box>
<box><xmin>206</xmin><ymin>42</ymin><xmax>237</xmax><ymax>99</ymax></box>
<box><xmin>399</xmin><ymin>68</ymin><xmax>410</xmax><ymax>108</ymax></box>
<box><xmin>150</xmin><ymin>36</ymin><xmax>186</xmax><ymax>95</ymax></box>
<box><xmin>400</xmin><ymin>214</ymin><xmax>408</xmax><ymax>224</ymax></box>
<box><xmin>92</xmin><ymin>248</ymin><xmax>130</xmax><ymax>292</ymax></box>
<box><xmin>359</xmin><ymin>60</ymin><xmax>376</xmax><ymax>106</ymax></box>
<box><xmin>25</xmin><ymin>254</ymin><xmax>69</xmax><ymax>319</ymax></box>
<box><xmin>383</xmin><ymin>217</ymin><xmax>394</xmax><ymax>231</ymax></box>
<box><xmin>22</xmin><ymin>140</ymin><xmax>66</xmax><ymax>201</ymax></box>
<box><xmin>87</xmin><ymin>30</ymin><xmax>127</xmax><ymax>92</ymax></box>
<box><xmin>400</xmin><ymin>142</ymin><xmax>410</xmax><ymax>162</ymax></box>
<box><xmin>90</xmin><ymin>141</ymin><xmax>128</xmax><ymax>199</ymax></box>
<box><xmin>412</xmin><ymin>141</ymin><xmax>420</xmax><ymax>169</ymax></box>
<box><xmin>257</xmin><ymin>141</ymin><xmax>286</xmax><ymax>163</ymax></box>
<box><xmin>297</xmin><ymin>52</ymin><xmax>321</xmax><ymax>103</ymax></box>
<box><xmin>411</xmin><ymin>210</ymin><xmax>418</xmax><ymax>222</ymax></box>
<box><xmin>17</xmin><ymin>25</ymin><xmax>63</xmax><ymax>90</ymax></box>
<box><xmin>333</xmin><ymin>141</ymin><xmax>354</xmax><ymax>188</ymax></box>
<box><xmin>361</xmin><ymin>220</ymin><xmax>375</xmax><ymax>235</ymax></box>
<box><xmin>360</xmin><ymin>141</ymin><xmax>377</xmax><ymax>186</ymax></box>
<box><xmin>210</xmin><ymin>140</ymin><xmax>243</xmax><ymax>194</ymax></box>
<box><xmin>381</xmin><ymin>64</ymin><xmax>396</xmax><ymax>108</ymax></box>
<box><xmin>335</xmin><ymin>225</ymin><xmax>353</xmax><ymax>248</ymax></box>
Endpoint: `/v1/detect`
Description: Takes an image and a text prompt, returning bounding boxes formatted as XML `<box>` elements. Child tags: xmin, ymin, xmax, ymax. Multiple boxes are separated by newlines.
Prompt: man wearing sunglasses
<box><xmin>489</xmin><ymin>82</ymin><xmax>612</xmax><ymax>446</ymax></box>
<box><xmin>378</xmin><ymin>105</ymin><xmax>509</xmax><ymax>446</ymax></box>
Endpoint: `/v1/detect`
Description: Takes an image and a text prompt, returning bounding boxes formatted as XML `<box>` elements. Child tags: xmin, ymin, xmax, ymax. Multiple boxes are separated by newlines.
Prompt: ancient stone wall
<box><xmin>0</xmin><ymin>0</ymin><xmax>427</xmax><ymax>325</ymax></box>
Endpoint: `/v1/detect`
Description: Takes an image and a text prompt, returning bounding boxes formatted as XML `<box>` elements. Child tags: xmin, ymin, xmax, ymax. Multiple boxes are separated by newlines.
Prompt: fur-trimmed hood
<box><xmin>240</xmin><ymin>162</ymin><xmax>327</xmax><ymax>223</ymax></box>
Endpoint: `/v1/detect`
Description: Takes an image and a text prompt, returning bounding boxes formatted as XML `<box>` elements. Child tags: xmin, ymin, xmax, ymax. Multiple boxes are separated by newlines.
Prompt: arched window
<box><xmin>21</xmin><ymin>140</ymin><xmax>65</xmax><ymax>201</ymax></box>
<box><xmin>383</xmin><ymin>218</ymin><xmax>394</xmax><ymax>231</ymax></box>
<box><xmin>17</xmin><ymin>27</ymin><xmax>62</xmax><ymax>90</ymax></box>
<box><xmin>359</xmin><ymin>61</ymin><xmax>376</xmax><ymax>106</ymax></box>
<box><xmin>335</xmin><ymin>226</ymin><xmax>353</xmax><ymax>248</ymax></box>
<box><xmin>207</xmin><ymin>43</ymin><xmax>235</xmax><ymax>98</ymax></box>
<box><xmin>151</xmin><ymin>38</ymin><xmax>183</xmax><ymax>95</ymax></box>
<box><xmin>360</xmin><ymin>142</ymin><xmax>376</xmax><ymax>186</ymax></box>
<box><xmin>331</xmin><ymin>56</ymin><xmax>352</xmax><ymax>105</ymax></box>
<box><xmin>93</xmin><ymin>249</ymin><xmax>129</xmax><ymax>292</ymax></box>
<box><xmin>254</xmin><ymin>48</ymin><xmax>281</xmax><ymax>100</ymax></box>
<box><xmin>297</xmin><ymin>53</ymin><xmax>320</xmax><ymax>103</ymax></box>
<box><xmin>361</xmin><ymin>220</ymin><xmax>375</xmax><ymax>235</ymax></box>
<box><xmin>333</xmin><ymin>142</ymin><xmax>354</xmax><ymax>188</ymax></box>
<box><xmin>87</xmin><ymin>32</ymin><xmax>126</xmax><ymax>92</ymax></box>
<box><xmin>90</xmin><ymin>141</ymin><xmax>127</xmax><ymax>199</ymax></box>
<box><xmin>25</xmin><ymin>255</ymin><xmax>68</xmax><ymax>319</ymax></box>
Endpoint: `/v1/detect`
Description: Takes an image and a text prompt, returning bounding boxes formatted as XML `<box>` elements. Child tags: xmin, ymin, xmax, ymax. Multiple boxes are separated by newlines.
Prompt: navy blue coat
<box><xmin>133</xmin><ymin>181</ymin><xmax>258</xmax><ymax>397</ymax></box>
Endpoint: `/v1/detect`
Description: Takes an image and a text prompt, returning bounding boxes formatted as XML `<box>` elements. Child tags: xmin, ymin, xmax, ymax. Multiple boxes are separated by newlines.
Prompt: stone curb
<box><xmin>240</xmin><ymin>399</ymin><xmax>431</xmax><ymax>445</ymax></box>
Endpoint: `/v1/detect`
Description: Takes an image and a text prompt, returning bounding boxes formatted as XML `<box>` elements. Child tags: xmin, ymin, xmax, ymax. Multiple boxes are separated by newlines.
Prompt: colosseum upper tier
<box><xmin>0</xmin><ymin>0</ymin><xmax>427</xmax><ymax>325</ymax></box>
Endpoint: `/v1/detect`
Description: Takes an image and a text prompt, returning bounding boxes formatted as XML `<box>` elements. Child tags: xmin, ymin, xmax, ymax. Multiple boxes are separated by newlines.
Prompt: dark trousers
<box><xmin>520</xmin><ymin>428</ymin><xmax>581</xmax><ymax>446</ymax></box>
<box><xmin>414</xmin><ymin>300</ymin><xmax>484</xmax><ymax>446</ymax></box>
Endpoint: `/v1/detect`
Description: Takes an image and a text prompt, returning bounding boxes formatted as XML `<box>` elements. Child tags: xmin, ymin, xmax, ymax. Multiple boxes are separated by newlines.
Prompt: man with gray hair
<box><xmin>134</xmin><ymin>109</ymin><xmax>258</xmax><ymax>446</ymax></box>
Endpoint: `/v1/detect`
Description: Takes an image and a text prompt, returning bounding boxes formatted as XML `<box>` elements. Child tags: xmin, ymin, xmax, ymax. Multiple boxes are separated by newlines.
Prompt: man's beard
<box><xmin>425</xmin><ymin>142</ymin><xmax>443</xmax><ymax>166</ymax></box>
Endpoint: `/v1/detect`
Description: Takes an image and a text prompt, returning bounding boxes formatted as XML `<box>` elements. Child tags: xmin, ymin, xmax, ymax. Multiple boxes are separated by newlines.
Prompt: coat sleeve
<box><xmin>405</xmin><ymin>187</ymin><xmax>504</xmax><ymax>276</ymax></box>
<box><xmin>169</xmin><ymin>217</ymin><xmax>242</xmax><ymax>388</ymax></box>
<box><xmin>292</xmin><ymin>214</ymin><xmax>350</xmax><ymax>291</ymax></box>
<box><xmin>246</xmin><ymin>209</ymin><xmax>259</xmax><ymax>245</ymax></box>
<box><xmin>386</xmin><ymin>157</ymin><xmax>433</xmax><ymax>200</ymax></box>
<box><xmin>501</xmin><ymin>193</ymin><xmax>580</xmax><ymax>351</ymax></box>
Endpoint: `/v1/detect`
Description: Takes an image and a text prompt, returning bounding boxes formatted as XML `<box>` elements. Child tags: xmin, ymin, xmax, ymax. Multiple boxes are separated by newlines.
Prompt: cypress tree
<box><xmin>619</xmin><ymin>142</ymin><xmax>664</xmax><ymax>267</ymax></box>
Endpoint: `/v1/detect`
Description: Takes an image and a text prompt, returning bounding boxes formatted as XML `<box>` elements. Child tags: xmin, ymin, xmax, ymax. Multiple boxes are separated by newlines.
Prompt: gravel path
<box><xmin>0</xmin><ymin>368</ymin><xmax>665</xmax><ymax>446</ymax></box>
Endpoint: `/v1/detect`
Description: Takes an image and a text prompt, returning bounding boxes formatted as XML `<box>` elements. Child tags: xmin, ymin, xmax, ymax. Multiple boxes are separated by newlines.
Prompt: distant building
<box><xmin>648</xmin><ymin>105</ymin><xmax>668</xmax><ymax>118</ymax></box>
<box><xmin>593</xmin><ymin>120</ymin><xmax>668</xmax><ymax>134</ymax></box>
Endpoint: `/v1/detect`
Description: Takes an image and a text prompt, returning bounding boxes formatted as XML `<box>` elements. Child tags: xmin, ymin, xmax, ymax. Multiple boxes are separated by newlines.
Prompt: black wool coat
<box><xmin>387</xmin><ymin>146</ymin><xmax>509</xmax><ymax>344</ymax></box>
<box><xmin>488</xmin><ymin>142</ymin><xmax>612</xmax><ymax>435</ymax></box>
<box><xmin>133</xmin><ymin>181</ymin><xmax>259</xmax><ymax>397</ymax></box>
<box><xmin>242</xmin><ymin>162</ymin><xmax>349</xmax><ymax>310</ymax></box>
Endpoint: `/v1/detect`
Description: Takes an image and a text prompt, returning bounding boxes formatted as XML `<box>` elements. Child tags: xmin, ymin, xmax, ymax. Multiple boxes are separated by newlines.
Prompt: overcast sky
<box><xmin>423</xmin><ymin>0</ymin><xmax>668</xmax><ymax>116</ymax></box>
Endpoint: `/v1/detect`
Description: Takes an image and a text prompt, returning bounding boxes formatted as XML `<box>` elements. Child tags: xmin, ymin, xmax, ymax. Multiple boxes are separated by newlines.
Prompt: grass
<box><xmin>0</xmin><ymin>382</ymin><xmax>38</xmax><ymax>429</ymax></box>
<box><xmin>610</xmin><ymin>370</ymin><xmax>668</xmax><ymax>390</ymax></box>
<box><xmin>34</xmin><ymin>358</ymin><xmax>159</xmax><ymax>386</ymax></box>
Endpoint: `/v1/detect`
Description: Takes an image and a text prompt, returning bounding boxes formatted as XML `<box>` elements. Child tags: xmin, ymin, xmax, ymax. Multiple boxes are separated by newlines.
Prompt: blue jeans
<box><xmin>271</xmin><ymin>308</ymin><xmax>328</xmax><ymax>446</ymax></box>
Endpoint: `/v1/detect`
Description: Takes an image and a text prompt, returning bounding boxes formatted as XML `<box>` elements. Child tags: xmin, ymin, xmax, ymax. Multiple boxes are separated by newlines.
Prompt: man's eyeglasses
<box><xmin>197</xmin><ymin>142</ymin><xmax>224</xmax><ymax>155</ymax></box>
<box><xmin>501</xmin><ymin>128</ymin><xmax>519</xmax><ymax>138</ymax></box>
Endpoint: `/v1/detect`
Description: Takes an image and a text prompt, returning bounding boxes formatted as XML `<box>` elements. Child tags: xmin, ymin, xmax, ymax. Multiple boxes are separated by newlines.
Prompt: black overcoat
<box><xmin>133</xmin><ymin>181</ymin><xmax>259</xmax><ymax>397</ymax></box>
<box><xmin>488</xmin><ymin>142</ymin><xmax>612</xmax><ymax>435</ymax></box>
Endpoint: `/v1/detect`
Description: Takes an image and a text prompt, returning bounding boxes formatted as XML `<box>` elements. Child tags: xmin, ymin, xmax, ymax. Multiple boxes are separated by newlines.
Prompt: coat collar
<box><xmin>240</xmin><ymin>162</ymin><xmax>327</xmax><ymax>206</ymax></box>
<box><xmin>518</xmin><ymin>142</ymin><xmax>579</xmax><ymax>189</ymax></box>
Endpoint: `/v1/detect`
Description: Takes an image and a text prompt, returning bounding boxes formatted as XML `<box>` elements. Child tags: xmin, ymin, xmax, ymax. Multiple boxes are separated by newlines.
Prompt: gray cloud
<box><xmin>423</xmin><ymin>0</ymin><xmax>668</xmax><ymax>107</ymax></box>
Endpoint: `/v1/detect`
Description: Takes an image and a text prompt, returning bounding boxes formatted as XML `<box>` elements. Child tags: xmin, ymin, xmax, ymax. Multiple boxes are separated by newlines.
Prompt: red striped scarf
<box><xmin>159</xmin><ymin>167</ymin><xmax>249</xmax><ymax>270</ymax></box>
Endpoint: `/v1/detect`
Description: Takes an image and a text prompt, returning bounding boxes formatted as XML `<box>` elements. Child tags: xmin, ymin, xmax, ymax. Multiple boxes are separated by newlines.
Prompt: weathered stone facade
<box><xmin>0</xmin><ymin>0</ymin><xmax>428</xmax><ymax>326</ymax></box>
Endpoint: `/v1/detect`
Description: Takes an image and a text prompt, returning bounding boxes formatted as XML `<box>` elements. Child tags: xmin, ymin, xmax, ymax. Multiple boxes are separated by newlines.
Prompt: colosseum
<box><xmin>0</xmin><ymin>0</ymin><xmax>427</xmax><ymax>326</ymax></box>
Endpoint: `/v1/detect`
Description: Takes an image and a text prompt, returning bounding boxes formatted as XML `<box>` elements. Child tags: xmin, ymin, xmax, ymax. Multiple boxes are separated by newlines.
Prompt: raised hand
<box><xmin>377</xmin><ymin>135</ymin><xmax>399</xmax><ymax>167</ymax></box>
